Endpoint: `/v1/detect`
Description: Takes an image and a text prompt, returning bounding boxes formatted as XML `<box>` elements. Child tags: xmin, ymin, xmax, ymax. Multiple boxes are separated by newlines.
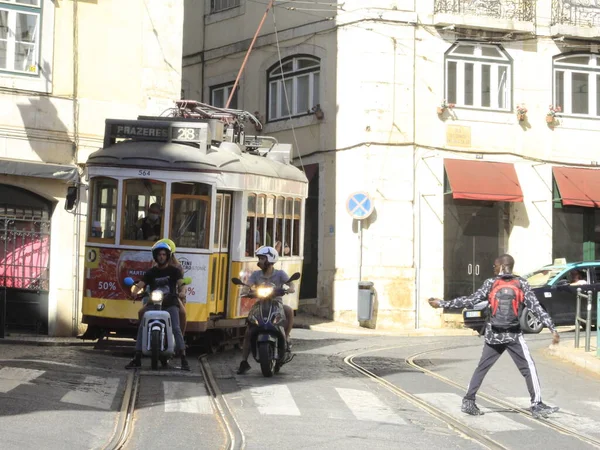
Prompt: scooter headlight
<box><xmin>150</xmin><ymin>291</ymin><xmax>164</xmax><ymax>304</ymax></box>
<box><xmin>247</xmin><ymin>314</ymin><xmax>259</xmax><ymax>326</ymax></box>
<box><xmin>256</xmin><ymin>286</ymin><xmax>274</xmax><ymax>298</ymax></box>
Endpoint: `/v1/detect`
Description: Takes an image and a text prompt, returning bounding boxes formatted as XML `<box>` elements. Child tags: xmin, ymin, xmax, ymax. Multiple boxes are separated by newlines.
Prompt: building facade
<box><xmin>0</xmin><ymin>0</ymin><xmax>183</xmax><ymax>336</ymax></box>
<box><xmin>182</xmin><ymin>0</ymin><xmax>600</xmax><ymax>329</ymax></box>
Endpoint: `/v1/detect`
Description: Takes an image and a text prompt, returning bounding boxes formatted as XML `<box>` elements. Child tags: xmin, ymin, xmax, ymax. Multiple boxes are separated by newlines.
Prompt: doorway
<box><xmin>0</xmin><ymin>185</ymin><xmax>52</xmax><ymax>334</ymax></box>
<box><xmin>444</xmin><ymin>197</ymin><xmax>504</xmax><ymax>300</ymax></box>
<box><xmin>300</xmin><ymin>164</ymin><xmax>319</xmax><ymax>299</ymax></box>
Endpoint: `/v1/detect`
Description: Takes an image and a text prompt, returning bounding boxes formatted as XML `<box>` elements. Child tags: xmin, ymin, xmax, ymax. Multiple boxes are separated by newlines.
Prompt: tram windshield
<box><xmin>88</xmin><ymin>177</ymin><xmax>117</xmax><ymax>241</ymax></box>
<box><xmin>170</xmin><ymin>182</ymin><xmax>211</xmax><ymax>249</ymax></box>
<box><xmin>123</xmin><ymin>179</ymin><xmax>165</xmax><ymax>243</ymax></box>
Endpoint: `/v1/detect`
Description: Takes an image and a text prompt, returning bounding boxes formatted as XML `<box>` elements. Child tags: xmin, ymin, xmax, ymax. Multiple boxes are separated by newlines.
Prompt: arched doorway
<box><xmin>0</xmin><ymin>185</ymin><xmax>53</xmax><ymax>335</ymax></box>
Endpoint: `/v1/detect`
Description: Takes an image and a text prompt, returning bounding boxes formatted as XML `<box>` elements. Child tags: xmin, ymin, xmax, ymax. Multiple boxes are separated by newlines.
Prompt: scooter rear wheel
<box><xmin>258</xmin><ymin>343</ymin><xmax>275</xmax><ymax>377</ymax></box>
<box><xmin>151</xmin><ymin>329</ymin><xmax>161</xmax><ymax>370</ymax></box>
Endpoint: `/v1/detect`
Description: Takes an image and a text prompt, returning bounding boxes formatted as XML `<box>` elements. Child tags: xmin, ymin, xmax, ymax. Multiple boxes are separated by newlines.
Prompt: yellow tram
<box><xmin>80</xmin><ymin>102</ymin><xmax>308</xmax><ymax>343</ymax></box>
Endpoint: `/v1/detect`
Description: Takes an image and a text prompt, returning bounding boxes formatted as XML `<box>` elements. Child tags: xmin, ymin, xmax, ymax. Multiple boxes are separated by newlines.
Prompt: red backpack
<box><xmin>488</xmin><ymin>278</ymin><xmax>524</xmax><ymax>329</ymax></box>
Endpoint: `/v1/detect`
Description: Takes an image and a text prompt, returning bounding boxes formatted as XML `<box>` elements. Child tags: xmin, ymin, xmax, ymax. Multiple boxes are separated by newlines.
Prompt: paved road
<box><xmin>1</xmin><ymin>329</ymin><xmax>598</xmax><ymax>449</ymax></box>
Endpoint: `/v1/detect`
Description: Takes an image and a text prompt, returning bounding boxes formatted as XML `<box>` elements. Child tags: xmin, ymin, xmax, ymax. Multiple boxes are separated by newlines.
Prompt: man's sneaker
<box><xmin>125</xmin><ymin>356</ymin><xmax>141</xmax><ymax>370</ymax></box>
<box><xmin>237</xmin><ymin>360</ymin><xmax>251</xmax><ymax>375</ymax></box>
<box><xmin>180</xmin><ymin>357</ymin><xmax>190</xmax><ymax>372</ymax></box>
<box><xmin>286</xmin><ymin>337</ymin><xmax>293</xmax><ymax>352</ymax></box>
<box><xmin>461</xmin><ymin>398</ymin><xmax>484</xmax><ymax>416</ymax></box>
<box><xmin>531</xmin><ymin>402</ymin><xmax>559</xmax><ymax>419</ymax></box>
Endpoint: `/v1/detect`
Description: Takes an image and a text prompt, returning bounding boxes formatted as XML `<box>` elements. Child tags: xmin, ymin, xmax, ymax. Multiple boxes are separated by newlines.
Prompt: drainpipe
<box><xmin>71</xmin><ymin>0</ymin><xmax>81</xmax><ymax>336</ymax></box>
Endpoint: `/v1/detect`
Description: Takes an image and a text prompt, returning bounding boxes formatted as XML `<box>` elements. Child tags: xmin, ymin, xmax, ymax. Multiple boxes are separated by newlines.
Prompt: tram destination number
<box><xmin>172</xmin><ymin>126</ymin><xmax>202</xmax><ymax>142</ymax></box>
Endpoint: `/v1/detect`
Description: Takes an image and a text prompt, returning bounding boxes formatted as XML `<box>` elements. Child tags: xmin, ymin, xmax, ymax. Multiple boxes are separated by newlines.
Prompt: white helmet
<box><xmin>256</xmin><ymin>246</ymin><xmax>279</xmax><ymax>264</ymax></box>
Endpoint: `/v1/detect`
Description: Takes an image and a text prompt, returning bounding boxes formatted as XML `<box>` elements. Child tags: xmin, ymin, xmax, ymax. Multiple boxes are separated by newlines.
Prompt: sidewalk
<box><xmin>293</xmin><ymin>312</ymin><xmax>478</xmax><ymax>337</ymax></box>
<box><xmin>544</xmin><ymin>336</ymin><xmax>600</xmax><ymax>376</ymax></box>
<box><xmin>0</xmin><ymin>334</ymin><xmax>94</xmax><ymax>347</ymax></box>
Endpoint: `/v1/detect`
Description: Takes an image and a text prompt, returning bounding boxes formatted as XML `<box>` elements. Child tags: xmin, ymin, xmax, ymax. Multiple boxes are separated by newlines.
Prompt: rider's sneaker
<box><xmin>286</xmin><ymin>337</ymin><xmax>292</xmax><ymax>352</ymax></box>
<box><xmin>125</xmin><ymin>354</ymin><xmax>142</xmax><ymax>370</ymax></box>
<box><xmin>180</xmin><ymin>357</ymin><xmax>190</xmax><ymax>371</ymax></box>
<box><xmin>461</xmin><ymin>398</ymin><xmax>484</xmax><ymax>416</ymax></box>
<box><xmin>237</xmin><ymin>360</ymin><xmax>251</xmax><ymax>375</ymax></box>
<box><xmin>531</xmin><ymin>402</ymin><xmax>559</xmax><ymax>419</ymax></box>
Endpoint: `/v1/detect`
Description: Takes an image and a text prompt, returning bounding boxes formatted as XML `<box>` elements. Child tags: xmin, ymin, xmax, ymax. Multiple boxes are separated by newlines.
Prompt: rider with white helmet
<box><xmin>237</xmin><ymin>246</ymin><xmax>296</xmax><ymax>375</ymax></box>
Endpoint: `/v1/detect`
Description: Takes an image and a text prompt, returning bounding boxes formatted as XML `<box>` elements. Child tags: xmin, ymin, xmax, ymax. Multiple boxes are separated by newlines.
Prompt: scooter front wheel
<box><xmin>151</xmin><ymin>329</ymin><xmax>161</xmax><ymax>370</ymax></box>
<box><xmin>258</xmin><ymin>343</ymin><xmax>275</xmax><ymax>377</ymax></box>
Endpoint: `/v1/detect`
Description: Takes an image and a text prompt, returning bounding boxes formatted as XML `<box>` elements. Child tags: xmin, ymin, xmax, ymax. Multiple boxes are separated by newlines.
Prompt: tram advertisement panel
<box><xmin>234</xmin><ymin>260</ymin><xmax>302</xmax><ymax>317</ymax></box>
<box><xmin>84</xmin><ymin>247</ymin><xmax>209</xmax><ymax>304</ymax></box>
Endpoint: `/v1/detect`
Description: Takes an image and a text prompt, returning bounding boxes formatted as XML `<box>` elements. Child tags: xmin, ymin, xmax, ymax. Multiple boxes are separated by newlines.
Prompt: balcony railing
<box><xmin>434</xmin><ymin>0</ymin><xmax>535</xmax><ymax>23</ymax></box>
<box><xmin>552</xmin><ymin>0</ymin><xmax>600</xmax><ymax>28</ymax></box>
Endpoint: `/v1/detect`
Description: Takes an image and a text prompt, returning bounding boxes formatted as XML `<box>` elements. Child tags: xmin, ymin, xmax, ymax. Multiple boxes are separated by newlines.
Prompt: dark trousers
<box><xmin>465</xmin><ymin>336</ymin><xmax>542</xmax><ymax>405</ymax></box>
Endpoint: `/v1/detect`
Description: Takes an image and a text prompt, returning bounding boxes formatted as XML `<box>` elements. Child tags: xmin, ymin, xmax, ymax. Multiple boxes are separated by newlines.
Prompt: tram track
<box><xmin>344</xmin><ymin>344</ymin><xmax>600</xmax><ymax>450</ymax></box>
<box><xmin>104</xmin><ymin>356</ymin><xmax>245</xmax><ymax>450</ymax></box>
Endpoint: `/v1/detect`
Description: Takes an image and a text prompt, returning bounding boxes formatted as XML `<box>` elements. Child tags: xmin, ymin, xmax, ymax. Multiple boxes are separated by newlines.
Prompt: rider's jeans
<box><xmin>135</xmin><ymin>305</ymin><xmax>185</xmax><ymax>353</ymax></box>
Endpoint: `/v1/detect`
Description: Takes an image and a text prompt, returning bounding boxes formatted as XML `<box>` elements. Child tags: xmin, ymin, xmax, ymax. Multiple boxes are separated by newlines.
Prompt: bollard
<box><xmin>575</xmin><ymin>288</ymin><xmax>581</xmax><ymax>348</ymax></box>
<box><xmin>585</xmin><ymin>291</ymin><xmax>592</xmax><ymax>352</ymax></box>
<box><xmin>0</xmin><ymin>288</ymin><xmax>5</xmax><ymax>339</ymax></box>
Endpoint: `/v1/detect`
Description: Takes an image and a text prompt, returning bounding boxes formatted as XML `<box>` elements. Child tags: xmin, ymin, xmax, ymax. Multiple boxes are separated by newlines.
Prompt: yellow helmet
<box><xmin>154</xmin><ymin>238</ymin><xmax>176</xmax><ymax>254</ymax></box>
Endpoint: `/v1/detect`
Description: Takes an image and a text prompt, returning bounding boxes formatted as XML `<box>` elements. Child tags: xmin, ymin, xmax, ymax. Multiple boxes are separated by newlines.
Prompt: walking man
<box><xmin>428</xmin><ymin>254</ymin><xmax>560</xmax><ymax>418</ymax></box>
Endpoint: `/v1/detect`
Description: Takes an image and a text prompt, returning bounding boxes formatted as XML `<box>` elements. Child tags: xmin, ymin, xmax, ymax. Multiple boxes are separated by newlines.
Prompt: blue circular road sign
<box><xmin>346</xmin><ymin>192</ymin><xmax>374</xmax><ymax>220</ymax></box>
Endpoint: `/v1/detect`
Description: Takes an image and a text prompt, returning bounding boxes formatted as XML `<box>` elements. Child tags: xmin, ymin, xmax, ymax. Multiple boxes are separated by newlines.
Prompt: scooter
<box><xmin>124</xmin><ymin>276</ymin><xmax>191</xmax><ymax>370</ymax></box>
<box><xmin>232</xmin><ymin>272</ymin><xmax>301</xmax><ymax>377</ymax></box>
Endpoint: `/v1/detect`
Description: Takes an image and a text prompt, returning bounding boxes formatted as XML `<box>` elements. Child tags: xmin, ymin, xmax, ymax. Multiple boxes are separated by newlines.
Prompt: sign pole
<box><xmin>358</xmin><ymin>219</ymin><xmax>363</xmax><ymax>282</ymax></box>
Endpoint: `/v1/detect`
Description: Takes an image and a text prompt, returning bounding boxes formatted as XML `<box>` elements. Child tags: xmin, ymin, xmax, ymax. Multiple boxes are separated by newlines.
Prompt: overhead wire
<box><xmin>272</xmin><ymin>5</ymin><xmax>305</xmax><ymax>173</ymax></box>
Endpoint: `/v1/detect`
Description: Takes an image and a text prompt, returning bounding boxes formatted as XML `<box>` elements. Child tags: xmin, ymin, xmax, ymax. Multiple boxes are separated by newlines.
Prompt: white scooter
<box><xmin>124</xmin><ymin>276</ymin><xmax>191</xmax><ymax>370</ymax></box>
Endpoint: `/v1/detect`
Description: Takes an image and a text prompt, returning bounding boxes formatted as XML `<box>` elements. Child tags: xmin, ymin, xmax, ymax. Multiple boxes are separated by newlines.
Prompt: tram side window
<box><xmin>246</xmin><ymin>194</ymin><xmax>257</xmax><ymax>256</ymax></box>
<box><xmin>170</xmin><ymin>182</ymin><xmax>211</xmax><ymax>249</ymax></box>
<box><xmin>123</xmin><ymin>179</ymin><xmax>165</xmax><ymax>243</ymax></box>
<box><xmin>275</xmin><ymin>196</ymin><xmax>289</xmax><ymax>256</ymax></box>
<box><xmin>293</xmin><ymin>198</ymin><xmax>302</xmax><ymax>256</ymax></box>
<box><xmin>266</xmin><ymin>195</ymin><xmax>275</xmax><ymax>251</ymax></box>
<box><xmin>88</xmin><ymin>177</ymin><xmax>117</xmax><ymax>241</ymax></box>
<box><xmin>284</xmin><ymin>198</ymin><xmax>293</xmax><ymax>256</ymax></box>
<box><xmin>256</xmin><ymin>195</ymin><xmax>272</xmax><ymax>248</ymax></box>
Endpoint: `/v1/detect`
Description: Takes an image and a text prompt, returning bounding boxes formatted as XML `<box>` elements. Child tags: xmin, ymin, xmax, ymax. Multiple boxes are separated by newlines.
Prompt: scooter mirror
<box><xmin>182</xmin><ymin>277</ymin><xmax>192</xmax><ymax>286</ymax></box>
<box><xmin>231</xmin><ymin>278</ymin><xmax>244</xmax><ymax>286</ymax></box>
<box><xmin>123</xmin><ymin>277</ymin><xmax>134</xmax><ymax>287</ymax></box>
<box><xmin>287</xmin><ymin>272</ymin><xmax>301</xmax><ymax>283</ymax></box>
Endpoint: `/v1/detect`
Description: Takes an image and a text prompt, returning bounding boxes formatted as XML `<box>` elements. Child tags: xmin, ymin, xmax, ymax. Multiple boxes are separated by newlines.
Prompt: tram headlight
<box><xmin>150</xmin><ymin>290</ymin><xmax>164</xmax><ymax>304</ymax></box>
<box><xmin>256</xmin><ymin>286</ymin><xmax>274</xmax><ymax>298</ymax></box>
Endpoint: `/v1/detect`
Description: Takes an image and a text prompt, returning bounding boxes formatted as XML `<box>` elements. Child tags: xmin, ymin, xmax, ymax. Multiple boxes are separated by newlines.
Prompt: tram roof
<box><xmin>86</xmin><ymin>140</ymin><xmax>308</xmax><ymax>183</ymax></box>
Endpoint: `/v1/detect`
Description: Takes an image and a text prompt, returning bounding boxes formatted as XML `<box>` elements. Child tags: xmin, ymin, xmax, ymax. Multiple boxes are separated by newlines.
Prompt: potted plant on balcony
<box><xmin>516</xmin><ymin>104</ymin><xmax>527</xmax><ymax>122</ymax></box>
<box><xmin>437</xmin><ymin>99</ymin><xmax>455</xmax><ymax>115</ymax></box>
<box><xmin>546</xmin><ymin>105</ymin><xmax>561</xmax><ymax>124</ymax></box>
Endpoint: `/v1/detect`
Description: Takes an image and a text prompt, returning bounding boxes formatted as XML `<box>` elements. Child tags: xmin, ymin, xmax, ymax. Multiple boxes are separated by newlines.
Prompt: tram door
<box><xmin>210</xmin><ymin>192</ymin><xmax>232</xmax><ymax>315</ymax></box>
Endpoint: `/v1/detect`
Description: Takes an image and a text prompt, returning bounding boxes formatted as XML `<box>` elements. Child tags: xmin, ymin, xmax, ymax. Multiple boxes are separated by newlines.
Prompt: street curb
<box><xmin>0</xmin><ymin>338</ymin><xmax>96</xmax><ymax>347</ymax></box>
<box><xmin>544</xmin><ymin>345</ymin><xmax>600</xmax><ymax>375</ymax></box>
<box><xmin>293</xmin><ymin>322</ymin><xmax>478</xmax><ymax>337</ymax></box>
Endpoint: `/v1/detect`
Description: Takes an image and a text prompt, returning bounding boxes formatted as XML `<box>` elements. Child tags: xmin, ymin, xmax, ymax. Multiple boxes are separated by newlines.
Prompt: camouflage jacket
<box><xmin>440</xmin><ymin>275</ymin><xmax>556</xmax><ymax>345</ymax></box>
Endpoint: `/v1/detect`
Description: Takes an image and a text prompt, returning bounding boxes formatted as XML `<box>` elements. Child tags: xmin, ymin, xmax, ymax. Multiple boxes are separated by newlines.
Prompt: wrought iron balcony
<box><xmin>552</xmin><ymin>0</ymin><xmax>600</xmax><ymax>28</ymax></box>
<box><xmin>434</xmin><ymin>0</ymin><xmax>535</xmax><ymax>23</ymax></box>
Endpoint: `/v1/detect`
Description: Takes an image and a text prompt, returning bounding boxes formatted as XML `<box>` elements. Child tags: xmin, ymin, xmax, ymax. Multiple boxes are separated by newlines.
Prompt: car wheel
<box><xmin>519</xmin><ymin>308</ymin><xmax>543</xmax><ymax>334</ymax></box>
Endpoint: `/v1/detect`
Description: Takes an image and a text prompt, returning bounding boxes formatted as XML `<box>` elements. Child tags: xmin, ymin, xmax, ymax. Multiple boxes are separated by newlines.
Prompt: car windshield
<box><xmin>525</xmin><ymin>268</ymin><xmax>564</xmax><ymax>288</ymax></box>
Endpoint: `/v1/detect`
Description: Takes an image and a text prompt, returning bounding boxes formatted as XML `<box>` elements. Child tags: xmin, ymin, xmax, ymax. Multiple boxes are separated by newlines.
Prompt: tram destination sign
<box><xmin>104</xmin><ymin>119</ymin><xmax>209</xmax><ymax>147</ymax></box>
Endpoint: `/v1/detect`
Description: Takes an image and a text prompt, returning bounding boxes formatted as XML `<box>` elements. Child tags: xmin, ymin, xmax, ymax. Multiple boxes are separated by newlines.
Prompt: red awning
<box><xmin>553</xmin><ymin>166</ymin><xmax>600</xmax><ymax>208</ymax></box>
<box><xmin>444</xmin><ymin>159</ymin><xmax>523</xmax><ymax>202</ymax></box>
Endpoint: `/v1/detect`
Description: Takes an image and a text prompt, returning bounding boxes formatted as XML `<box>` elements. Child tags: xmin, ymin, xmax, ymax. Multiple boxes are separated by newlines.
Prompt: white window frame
<box><xmin>210</xmin><ymin>0</ymin><xmax>240</xmax><ymax>14</ymax></box>
<box><xmin>267</xmin><ymin>55</ymin><xmax>320</xmax><ymax>122</ymax></box>
<box><xmin>0</xmin><ymin>0</ymin><xmax>41</xmax><ymax>75</ymax></box>
<box><xmin>210</xmin><ymin>82</ymin><xmax>238</xmax><ymax>109</ymax></box>
<box><xmin>444</xmin><ymin>43</ymin><xmax>512</xmax><ymax>112</ymax></box>
<box><xmin>553</xmin><ymin>53</ymin><xmax>600</xmax><ymax>118</ymax></box>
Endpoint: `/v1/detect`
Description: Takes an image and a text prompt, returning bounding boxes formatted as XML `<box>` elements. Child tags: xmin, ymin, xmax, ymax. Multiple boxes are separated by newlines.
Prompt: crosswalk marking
<box><xmin>417</xmin><ymin>393</ymin><xmax>531</xmax><ymax>432</ymax></box>
<box><xmin>61</xmin><ymin>375</ymin><xmax>120</xmax><ymax>410</ymax></box>
<box><xmin>250</xmin><ymin>385</ymin><xmax>301</xmax><ymax>416</ymax></box>
<box><xmin>336</xmin><ymin>388</ymin><xmax>406</xmax><ymax>425</ymax></box>
<box><xmin>0</xmin><ymin>367</ymin><xmax>45</xmax><ymax>393</ymax></box>
<box><xmin>584</xmin><ymin>401</ymin><xmax>600</xmax><ymax>412</ymax></box>
<box><xmin>507</xmin><ymin>397</ymin><xmax>600</xmax><ymax>434</ymax></box>
<box><xmin>163</xmin><ymin>381</ymin><xmax>213</xmax><ymax>414</ymax></box>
